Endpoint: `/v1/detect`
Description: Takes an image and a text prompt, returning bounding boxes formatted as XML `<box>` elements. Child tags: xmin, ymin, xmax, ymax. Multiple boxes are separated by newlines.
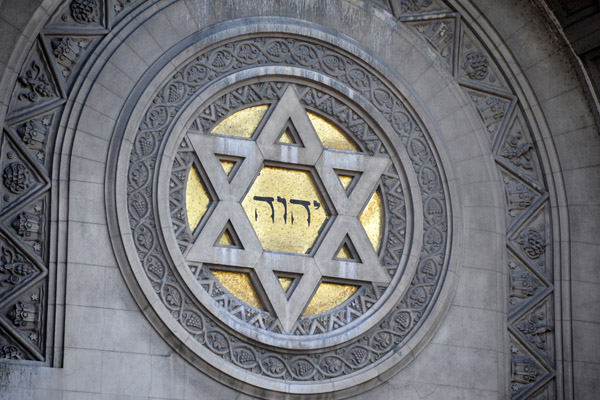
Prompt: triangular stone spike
<box><xmin>256</xmin><ymin>85</ymin><xmax>323</xmax><ymax>165</ymax></box>
<box><xmin>314</xmin><ymin>216</ymin><xmax>390</xmax><ymax>284</ymax></box>
<box><xmin>7</xmin><ymin>39</ymin><xmax>63</xmax><ymax>120</ymax></box>
<box><xmin>404</xmin><ymin>15</ymin><xmax>459</xmax><ymax>74</ymax></box>
<box><xmin>42</xmin><ymin>34</ymin><xmax>101</xmax><ymax>88</ymax></box>
<box><xmin>0</xmin><ymin>282</ymin><xmax>46</xmax><ymax>360</ymax></box>
<box><xmin>0</xmin><ymin>133</ymin><xmax>50</xmax><ymax>214</ymax></box>
<box><xmin>0</xmin><ymin>234</ymin><xmax>46</xmax><ymax>303</ymax></box>
<box><xmin>464</xmin><ymin>87</ymin><xmax>515</xmax><ymax>145</ymax></box>
<box><xmin>187</xmin><ymin>202</ymin><xmax>262</xmax><ymax>269</ymax></box>
<box><xmin>316</xmin><ymin>150</ymin><xmax>390</xmax><ymax>216</ymax></box>
<box><xmin>254</xmin><ymin>253</ymin><xmax>321</xmax><ymax>334</ymax></box>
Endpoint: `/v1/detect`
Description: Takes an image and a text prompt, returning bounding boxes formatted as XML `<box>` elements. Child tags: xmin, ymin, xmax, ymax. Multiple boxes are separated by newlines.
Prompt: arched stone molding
<box><xmin>0</xmin><ymin>0</ymin><xmax>597</xmax><ymax>399</ymax></box>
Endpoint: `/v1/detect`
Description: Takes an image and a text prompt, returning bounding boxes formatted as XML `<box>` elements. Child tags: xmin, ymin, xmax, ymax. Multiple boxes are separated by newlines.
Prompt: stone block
<box><xmin>141</xmin><ymin>8</ymin><xmax>181</xmax><ymax>52</ymax></box>
<box><xmin>573</xmin><ymin>320</ymin><xmax>600</xmax><ymax>364</ymax></box>
<box><xmin>71</xmin><ymin>131</ymin><xmax>109</xmax><ymax>163</ymax></box>
<box><xmin>432</xmin><ymin>305</ymin><xmax>499</xmax><ymax>350</ymax></box>
<box><xmin>101</xmin><ymin>352</ymin><xmax>152</xmax><ymax>396</ymax></box>
<box><xmin>69</xmin><ymin>155</ymin><xmax>106</xmax><ymax>184</ymax></box>
<box><xmin>103</xmin><ymin>266</ymin><xmax>139</xmax><ymax>311</ymax></box>
<box><xmin>62</xmin><ymin>348</ymin><xmax>103</xmax><ymax>393</ymax></box>
<box><xmin>540</xmin><ymin>88</ymin><xmax>596</xmax><ymax>135</ymax></box>
<box><xmin>77</xmin><ymin>105</ymin><xmax>117</xmax><ymax>142</ymax></box>
<box><xmin>102</xmin><ymin>309</ymin><xmax>152</xmax><ymax>354</ymax></box>
<box><xmin>68</xmin><ymin>181</ymin><xmax>106</xmax><ymax>225</ymax></box>
<box><xmin>149</xmin><ymin>354</ymin><xmax>186</xmax><ymax>399</ymax></box>
<box><xmin>553</xmin><ymin>126</ymin><xmax>600</xmax><ymax>171</ymax></box>
<box><xmin>65</xmin><ymin>263</ymin><xmax>105</xmax><ymax>307</ymax></box>
<box><xmin>67</xmin><ymin>221</ymin><xmax>116</xmax><ymax>267</ymax></box>
<box><xmin>572</xmin><ymin>280</ymin><xmax>600</xmax><ymax>323</ymax></box>
<box><xmin>453</xmin><ymin>266</ymin><xmax>499</xmax><ymax>311</ymax></box>
<box><xmin>570</xmin><ymin>205</ymin><xmax>600</xmax><ymax>245</ymax></box>
<box><xmin>563</xmin><ymin>166</ymin><xmax>600</xmax><ymax>206</ymax></box>
<box><xmin>571</xmin><ymin>241</ymin><xmax>600</xmax><ymax>284</ymax></box>
<box><xmin>574</xmin><ymin>361</ymin><xmax>600</xmax><ymax>400</ymax></box>
<box><xmin>96</xmin><ymin>60</ymin><xmax>137</xmax><ymax>101</ymax></box>
<box><xmin>389</xmin><ymin>343</ymin><xmax>499</xmax><ymax>391</ymax></box>
<box><xmin>64</xmin><ymin>305</ymin><xmax>104</xmax><ymax>350</ymax></box>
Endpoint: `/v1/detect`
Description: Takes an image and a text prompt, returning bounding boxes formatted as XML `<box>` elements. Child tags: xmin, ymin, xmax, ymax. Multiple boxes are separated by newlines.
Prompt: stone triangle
<box><xmin>0</xmin><ymin>281</ymin><xmax>46</xmax><ymax>360</ymax></box>
<box><xmin>508</xmin><ymin>250</ymin><xmax>550</xmax><ymax>316</ymax></box>
<box><xmin>0</xmin><ymin>233</ymin><xmax>46</xmax><ymax>303</ymax></box>
<box><xmin>0</xmin><ymin>133</ymin><xmax>50</xmax><ymax>215</ymax></box>
<box><xmin>44</xmin><ymin>0</ymin><xmax>106</xmax><ymax>31</ymax></box>
<box><xmin>186</xmin><ymin>202</ymin><xmax>262</xmax><ymax>269</ymax></box>
<box><xmin>0</xmin><ymin>324</ymin><xmax>36</xmax><ymax>360</ymax></box>
<box><xmin>256</xmin><ymin>85</ymin><xmax>323</xmax><ymax>165</ymax></box>
<box><xmin>510</xmin><ymin>295</ymin><xmax>555</xmax><ymax>366</ymax></box>
<box><xmin>509</xmin><ymin>334</ymin><xmax>553</xmax><ymax>397</ymax></box>
<box><xmin>508</xmin><ymin>203</ymin><xmax>551</xmax><ymax>279</ymax></box>
<box><xmin>464</xmin><ymin>87</ymin><xmax>515</xmax><ymax>145</ymax></box>
<box><xmin>404</xmin><ymin>15</ymin><xmax>459</xmax><ymax>74</ymax></box>
<box><xmin>314</xmin><ymin>217</ymin><xmax>390</xmax><ymax>284</ymax></box>
<box><xmin>391</xmin><ymin>0</ymin><xmax>451</xmax><ymax>17</ymax></box>
<box><xmin>1</xmin><ymin>191</ymin><xmax>50</xmax><ymax>263</ymax></box>
<box><xmin>42</xmin><ymin>34</ymin><xmax>101</xmax><ymax>87</ymax></box>
<box><xmin>8</xmin><ymin>39</ymin><xmax>63</xmax><ymax>120</ymax></box>
<box><xmin>496</xmin><ymin>109</ymin><xmax>544</xmax><ymax>184</ymax></box>
<box><xmin>274</xmin><ymin>272</ymin><xmax>300</xmax><ymax>298</ymax></box>
<box><xmin>253</xmin><ymin>253</ymin><xmax>322</xmax><ymax>334</ymax></box>
<box><xmin>7</xmin><ymin>107</ymin><xmax>60</xmax><ymax>171</ymax></box>
<box><xmin>499</xmin><ymin>166</ymin><xmax>546</xmax><ymax>230</ymax></box>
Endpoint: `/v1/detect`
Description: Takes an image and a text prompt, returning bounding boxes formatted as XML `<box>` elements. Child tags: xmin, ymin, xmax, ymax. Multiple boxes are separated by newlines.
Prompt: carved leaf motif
<box><xmin>17</xmin><ymin>61</ymin><xmax>54</xmax><ymax>103</ymax></box>
<box><xmin>321</xmin><ymin>356</ymin><xmax>343</xmax><ymax>374</ymax></box>
<box><xmin>263</xmin><ymin>357</ymin><xmax>286</xmax><ymax>376</ymax></box>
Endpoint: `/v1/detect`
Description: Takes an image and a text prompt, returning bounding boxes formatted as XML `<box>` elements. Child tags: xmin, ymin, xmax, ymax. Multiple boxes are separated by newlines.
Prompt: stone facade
<box><xmin>0</xmin><ymin>0</ymin><xmax>598</xmax><ymax>399</ymax></box>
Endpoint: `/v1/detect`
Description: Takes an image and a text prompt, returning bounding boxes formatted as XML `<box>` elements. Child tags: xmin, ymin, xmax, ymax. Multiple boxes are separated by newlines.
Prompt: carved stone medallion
<box><xmin>111</xmin><ymin>30</ymin><xmax>458</xmax><ymax>397</ymax></box>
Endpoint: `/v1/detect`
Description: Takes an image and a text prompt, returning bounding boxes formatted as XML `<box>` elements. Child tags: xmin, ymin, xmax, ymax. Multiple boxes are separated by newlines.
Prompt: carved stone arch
<box><xmin>0</xmin><ymin>0</ymin><xmax>597</xmax><ymax>399</ymax></box>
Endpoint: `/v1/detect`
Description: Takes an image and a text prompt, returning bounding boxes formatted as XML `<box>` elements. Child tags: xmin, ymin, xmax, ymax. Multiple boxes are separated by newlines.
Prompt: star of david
<box><xmin>187</xmin><ymin>86</ymin><xmax>391</xmax><ymax>333</ymax></box>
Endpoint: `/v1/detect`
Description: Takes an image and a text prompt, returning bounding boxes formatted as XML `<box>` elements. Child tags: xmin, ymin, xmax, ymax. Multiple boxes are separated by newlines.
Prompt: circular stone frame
<box><xmin>107</xmin><ymin>19</ymin><xmax>463</xmax><ymax>398</ymax></box>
